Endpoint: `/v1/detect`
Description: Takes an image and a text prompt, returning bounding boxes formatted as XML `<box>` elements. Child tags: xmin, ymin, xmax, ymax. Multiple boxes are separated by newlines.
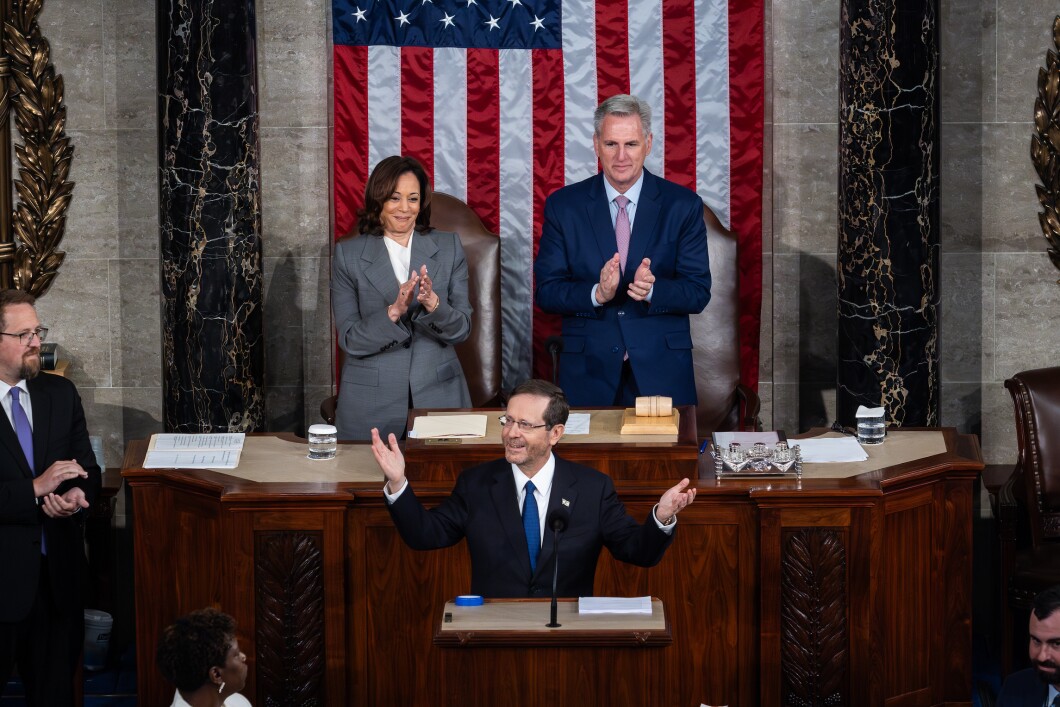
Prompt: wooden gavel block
<box><xmin>635</xmin><ymin>395</ymin><xmax>672</xmax><ymax>418</ymax></box>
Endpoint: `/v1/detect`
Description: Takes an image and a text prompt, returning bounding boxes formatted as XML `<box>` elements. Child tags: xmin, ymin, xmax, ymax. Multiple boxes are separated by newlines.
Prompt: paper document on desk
<box><xmin>144</xmin><ymin>433</ymin><xmax>245</xmax><ymax>468</ymax></box>
<box><xmin>410</xmin><ymin>414</ymin><xmax>488</xmax><ymax>438</ymax></box>
<box><xmin>563</xmin><ymin>413</ymin><xmax>591</xmax><ymax>435</ymax></box>
<box><xmin>792</xmin><ymin>436</ymin><xmax>868</xmax><ymax>462</ymax></box>
<box><xmin>578</xmin><ymin>596</ymin><xmax>652</xmax><ymax>614</ymax></box>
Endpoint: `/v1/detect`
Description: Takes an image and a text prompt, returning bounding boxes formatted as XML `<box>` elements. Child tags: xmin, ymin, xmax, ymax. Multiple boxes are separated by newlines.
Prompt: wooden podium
<box><xmin>434</xmin><ymin>597</ymin><xmax>671</xmax><ymax>647</ymax></box>
<box><xmin>123</xmin><ymin>423</ymin><xmax>982</xmax><ymax>706</ymax></box>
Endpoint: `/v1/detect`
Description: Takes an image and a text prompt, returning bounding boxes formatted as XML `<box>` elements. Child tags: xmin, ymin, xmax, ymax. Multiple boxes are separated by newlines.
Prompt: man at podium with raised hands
<box><xmin>370</xmin><ymin>379</ymin><xmax>696</xmax><ymax>598</ymax></box>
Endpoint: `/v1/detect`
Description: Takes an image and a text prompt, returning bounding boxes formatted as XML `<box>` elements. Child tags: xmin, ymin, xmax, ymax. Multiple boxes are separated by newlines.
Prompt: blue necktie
<box><xmin>11</xmin><ymin>388</ymin><xmax>43</xmax><ymax>554</ymax></box>
<box><xmin>11</xmin><ymin>388</ymin><xmax>34</xmax><ymax>472</ymax></box>
<box><xmin>522</xmin><ymin>480</ymin><xmax>540</xmax><ymax>572</ymax></box>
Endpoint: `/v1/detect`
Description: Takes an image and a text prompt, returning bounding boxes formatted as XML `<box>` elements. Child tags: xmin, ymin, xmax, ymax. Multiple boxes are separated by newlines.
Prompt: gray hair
<box><xmin>593</xmin><ymin>94</ymin><xmax>652</xmax><ymax>138</ymax></box>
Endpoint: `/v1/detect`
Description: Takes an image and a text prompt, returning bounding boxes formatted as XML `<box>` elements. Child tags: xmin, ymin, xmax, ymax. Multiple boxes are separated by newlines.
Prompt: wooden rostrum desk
<box><xmin>123</xmin><ymin>414</ymin><xmax>982</xmax><ymax>706</ymax></box>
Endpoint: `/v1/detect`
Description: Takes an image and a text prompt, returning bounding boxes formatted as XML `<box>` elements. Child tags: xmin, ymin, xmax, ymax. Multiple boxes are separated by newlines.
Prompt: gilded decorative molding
<box><xmin>1031</xmin><ymin>15</ymin><xmax>1060</xmax><ymax>282</ymax></box>
<box><xmin>255</xmin><ymin>531</ymin><xmax>327</xmax><ymax>706</ymax></box>
<box><xmin>0</xmin><ymin>0</ymin><xmax>74</xmax><ymax>296</ymax></box>
<box><xmin>781</xmin><ymin>528</ymin><xmax>848</xmax><ymax>707</ymax></box>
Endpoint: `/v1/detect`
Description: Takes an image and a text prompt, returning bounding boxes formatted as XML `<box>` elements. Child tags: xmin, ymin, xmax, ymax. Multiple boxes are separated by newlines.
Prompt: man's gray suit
<box><xmin>332</xmin><ymin>230</ymin><xmax>472</xmax><ymax>440</ymax></box>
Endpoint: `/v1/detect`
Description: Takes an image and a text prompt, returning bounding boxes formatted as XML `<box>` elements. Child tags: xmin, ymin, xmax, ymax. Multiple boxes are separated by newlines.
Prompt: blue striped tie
<box><xmin>522</xmin><ymin>480</ymin><xmax>540</xmax><ymax>572</ymax></box>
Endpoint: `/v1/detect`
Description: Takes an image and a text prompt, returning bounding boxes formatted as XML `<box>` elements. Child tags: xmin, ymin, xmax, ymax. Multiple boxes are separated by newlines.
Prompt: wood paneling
<box><xmin>124</xmin><ymin>429</ymin><xmax>981</xmax><ymax>706</ymax></box>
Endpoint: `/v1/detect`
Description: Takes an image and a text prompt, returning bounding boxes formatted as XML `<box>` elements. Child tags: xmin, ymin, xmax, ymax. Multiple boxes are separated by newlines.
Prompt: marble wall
<box><xmin>770</xmin><ymin>0</ymin><xmax>1060</xmax><ymax>464</ymax></box>
<box><xmin>33</xmin><ymin>0</ymin><xmax>162</xmax><ymax>487</ymax></box>
<box><xmin>30</xmin><ymin>0</ymin><xmax>1055</xmax><ymax>494</ymax></box>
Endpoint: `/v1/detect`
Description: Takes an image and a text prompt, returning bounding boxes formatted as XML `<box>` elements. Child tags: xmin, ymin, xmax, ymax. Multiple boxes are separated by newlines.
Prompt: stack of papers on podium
<box><xmin>409</xmin><ymin>414</ymin><xmax>488</xmax><ymax>438</ymax></box>
<box><xmin>578</xmin><ymin>596</ymin><xmax>652</xmax><ymax>614</ymax></box>
<box><xmin>144</xmin><ymin>433</ymin><xmax>246</xmax><ymax>469</ymax></box>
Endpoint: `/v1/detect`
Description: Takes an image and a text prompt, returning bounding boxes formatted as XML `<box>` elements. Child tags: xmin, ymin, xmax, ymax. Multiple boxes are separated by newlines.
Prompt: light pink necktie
<box><xmin>614</xmin><ymin>195</ymin><xmax>631</xmax><ymax>272</ymax></box>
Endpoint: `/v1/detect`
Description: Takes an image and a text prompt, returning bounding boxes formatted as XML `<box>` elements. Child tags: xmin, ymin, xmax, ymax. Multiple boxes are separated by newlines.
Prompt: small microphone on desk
<box><xmin>545</xmin><ymin>506</ymin><xmax>570</xmax><ymax>628</ymax></box>
<box><xmin>544</xmin><ymin>336</ymin><xmax>564</xmax><ymax>386</ymax></box>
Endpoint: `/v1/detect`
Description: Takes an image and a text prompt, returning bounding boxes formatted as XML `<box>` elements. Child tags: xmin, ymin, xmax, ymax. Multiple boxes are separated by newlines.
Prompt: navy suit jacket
<box><xmin>387</xmin><ymin>456</ymin><xmax>674</xmax><ymax>598</ymax></box>
<box><xmin>534</xmin><ymin>170</ymin><xmax>711</xmax><ymax>406</ymax></box>
<box><xmin>996</xmin><ymin>668</ymin><xmax>1052</xmax><ymax>707</ymax></box>
<box><xmin>0</xmin><ymin>373</ymin><xmax>100</xmax><ymax>622</ymax></box>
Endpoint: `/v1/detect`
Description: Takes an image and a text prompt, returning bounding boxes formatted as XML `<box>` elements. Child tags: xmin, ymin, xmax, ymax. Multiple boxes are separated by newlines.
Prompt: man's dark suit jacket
<box><xmin>996</xmin><ymin>668</ymin><xmax>1052</xmax><ymax>707</ymax></box>
<box><xmin>534</xmin><ymin>169</ymin><xmax>711</xmax><ymax>407</ymax></box>
<box><xmin>387</xmin><ymin>456</ymin><xmax>674</xmax><ymax>598</ymax></box>
<box><xmin>0</xmin><ymin>373</ymin><xmax>100</xmax><ymax>622</ymax></box>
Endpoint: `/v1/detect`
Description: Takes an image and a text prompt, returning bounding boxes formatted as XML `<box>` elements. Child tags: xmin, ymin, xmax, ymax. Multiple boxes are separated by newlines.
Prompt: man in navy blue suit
<box><xmin>370</xmin><ymin>379</ymin><xmax>697</xmax><ymax>598</ymax></box>
<box><xmin>998</xmin><ymin>585</ymin><xmax>1060</xmax><ymax>707</ymax></box>
<box><xmin>534</xmin><ymin>94</ymin><xmax>712</xmax><ymax>407</ymax></box>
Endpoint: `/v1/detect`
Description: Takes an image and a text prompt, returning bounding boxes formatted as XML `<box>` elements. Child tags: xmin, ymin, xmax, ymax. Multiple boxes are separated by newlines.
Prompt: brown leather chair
<box><xmin>998</xmin><ymin>366</ymin><xmax>1060</xmax><ymax>675</ymax></box>
<box><xmin>321</xmin><ymin>192</ymin><xmax>502</xmax><ymax>424</ymax></box>
<box><xmin>689</xmin><ymin>204</ymin><xmax>761</xmax><ymax>435</ymax></box>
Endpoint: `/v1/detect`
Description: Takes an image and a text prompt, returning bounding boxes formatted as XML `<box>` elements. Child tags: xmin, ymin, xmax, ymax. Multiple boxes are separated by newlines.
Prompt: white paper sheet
<box><xmin>409</xmin><ymin>414</ymin><xmax>488</xmax><ymax>438</ymax></box>
<box><xmin>144</xmin><ymin>433</ymin><xmax>246</xmax><ymax>468</ymax></box>
<box><xmin>563</xmin><ymin>413</ymin><xmax>591</xmax><ymax>435</ymax></box>
<box><xmin>149</xmin><ymin>433</ymin><xmax>245</xmax><ymax>451</ymax></box>
<box><xmin>578</xmin><ymin>596</ymin><xmax>652</xmax><ymax>614</ymax></box>
<box><xmin>144</xmin><ymin>449</ymin><xmax>242</xmax><ymax>469</ymax></box>
<box><xmin>791</xmin><ymin>436</ymin><xmax>868</xmax><ymax>462</ymax></box>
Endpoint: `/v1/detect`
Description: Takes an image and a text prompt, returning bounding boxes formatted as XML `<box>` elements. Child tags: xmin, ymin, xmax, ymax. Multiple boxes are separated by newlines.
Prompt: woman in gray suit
<box><xmin>332</xmin><ymin>156</ymin><xmax>472</xmax><ymax>440</ymax></box>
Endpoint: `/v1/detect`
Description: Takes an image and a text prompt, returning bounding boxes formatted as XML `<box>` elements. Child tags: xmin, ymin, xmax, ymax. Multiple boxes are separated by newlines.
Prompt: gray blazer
<box><xmin>332</xmin><ymin>229</ymin><xmax>473</xmax><ymax>440</ymax></box>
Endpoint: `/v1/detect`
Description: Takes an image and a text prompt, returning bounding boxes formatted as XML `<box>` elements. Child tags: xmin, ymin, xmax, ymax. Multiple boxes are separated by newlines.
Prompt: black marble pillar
<box><xmin>837</xmin><ymin>0</ymin><xmax>940</xmax><ymax>426</ymax></box>
<box><xmin>158</xmin><ymin>0</ymin><xmax>266</xmax><ymax>432</ymax></box>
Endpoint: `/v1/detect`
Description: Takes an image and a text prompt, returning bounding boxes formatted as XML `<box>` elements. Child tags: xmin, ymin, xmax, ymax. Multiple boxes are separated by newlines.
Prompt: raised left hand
<box><xmin>416</xmin><ymin>264</ymin><xmax>439</xmax><ymax>313</ymax></box>
<box><xmin>41</xmin><ymin>487</ymin><xmax>90</xmax><ymax>518</ymax></box>
<box><xmin>627</xmin><ymin>258</ymin><xmax>655</xmax><ymax>301</ymax></box>
<box><xmin>656</xmin><ymin>478</ymin><xmax>696</xmax><ymax>523</ymax></box>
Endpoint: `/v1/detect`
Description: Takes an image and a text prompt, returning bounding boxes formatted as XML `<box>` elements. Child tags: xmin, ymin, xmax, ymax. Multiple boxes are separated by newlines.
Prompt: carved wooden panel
<box><xmin>780</xmin><ymin>528</ymin><xmax>848</xmax><ymax>707</ymax></box>
<box><xmin>255</xmin><ymin>531</ymin><xmax>326</xmax><ymax>707</ymax></box>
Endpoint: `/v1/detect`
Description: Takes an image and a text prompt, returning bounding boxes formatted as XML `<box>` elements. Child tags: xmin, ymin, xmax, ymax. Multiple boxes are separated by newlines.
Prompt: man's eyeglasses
<box><xmin>0</xmin><ymin>327</ymin><xmax>48</xmax><ymax>346</ymax></box>
<box><xmin>498</xmin><ymin>415</ymin><xmax>550</xmax><ymax>432</ymax></box>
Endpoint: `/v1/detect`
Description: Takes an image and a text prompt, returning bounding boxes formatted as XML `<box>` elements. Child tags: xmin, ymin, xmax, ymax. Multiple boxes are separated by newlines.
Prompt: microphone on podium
<box><xmin>544</xmin><ymin>336</ymin><xmax>564</xmax><ymax>386</ymax></box>
<box><xmin>545</xmin><ymin>506</ymin><xmax>570</xmax><ymax>628</ymax></box>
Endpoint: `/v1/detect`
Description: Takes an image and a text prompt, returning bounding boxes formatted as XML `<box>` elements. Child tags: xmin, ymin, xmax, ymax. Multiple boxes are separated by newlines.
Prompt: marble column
<box><xmin>836</xmin><ymin>0</ymin><xmax>940</xmax><ymax>426</ymax></box>
<box><xmin>158</xmin><ymin>0</ymin><xmax>266</xmax><ymax>432</ymax></box>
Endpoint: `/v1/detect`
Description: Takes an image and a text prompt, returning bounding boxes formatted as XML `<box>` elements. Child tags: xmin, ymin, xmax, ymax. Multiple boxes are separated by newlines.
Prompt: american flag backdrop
<box><xmin>332</xmin><ymin>0</ymin><xmax>763</xmax><ymax>391</ymax></box>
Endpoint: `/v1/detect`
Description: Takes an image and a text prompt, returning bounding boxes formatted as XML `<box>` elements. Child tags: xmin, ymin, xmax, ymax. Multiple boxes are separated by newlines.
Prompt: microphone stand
<box><xmin>546</xmin><ymin>522</ymin><xmax>562</xmax><ymax>628</ymax></box>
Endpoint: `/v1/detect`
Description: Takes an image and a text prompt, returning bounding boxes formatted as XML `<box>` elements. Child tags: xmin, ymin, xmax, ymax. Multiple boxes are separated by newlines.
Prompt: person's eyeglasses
<box><xmin>0</xmin><ymin>327</ymin><xmax>47</xmax><ymax>346</ymax></box>
<box><xmin>498</xmin><ymin>415</ymin><xmax>549</xmax><ymax>431</ymax></box>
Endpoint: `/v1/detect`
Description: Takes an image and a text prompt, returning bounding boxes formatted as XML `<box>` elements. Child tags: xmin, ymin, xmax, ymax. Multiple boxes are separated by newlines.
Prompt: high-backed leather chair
<box><xmin>998</xmin><ymin>366</ymin><xmax>1060</xmax><ymax>675</ymax></box>
<box><xmin>321</xmin><ymin>192</ymin><xmax>502</xmax><ymax>424</ymax></box>
<box><xmin>690</xmin><ymin>205</ymin><xmax>761</xmax><ymax>435</ymax></box>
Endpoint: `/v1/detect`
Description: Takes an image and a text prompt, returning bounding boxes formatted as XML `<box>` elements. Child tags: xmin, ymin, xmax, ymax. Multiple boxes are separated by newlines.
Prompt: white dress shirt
<box><xmin>592</xmin><ymin>171</ymin><xmax>652</xmax><ymax>306</ymax></box>
<box><xmin>0</xmin><ymin>379</ymin><xmax>33</xmax><ymax>431</ymax></box>
<box><xmin>382</xmin><ymin>232</ymin><xmax>414</xmax><ymax>285</ymax></box>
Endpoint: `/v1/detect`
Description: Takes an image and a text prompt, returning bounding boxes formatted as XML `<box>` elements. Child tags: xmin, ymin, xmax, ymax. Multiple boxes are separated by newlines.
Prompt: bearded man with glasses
<box><xmin>0</xmin><ymin>289</ymin><xmax>100</xmax><ymax>705</ymax></box>
<box><xmin>370</xmin><ymin>378</ymin><xmax>696</xmax><ymax>598</ymax></box>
